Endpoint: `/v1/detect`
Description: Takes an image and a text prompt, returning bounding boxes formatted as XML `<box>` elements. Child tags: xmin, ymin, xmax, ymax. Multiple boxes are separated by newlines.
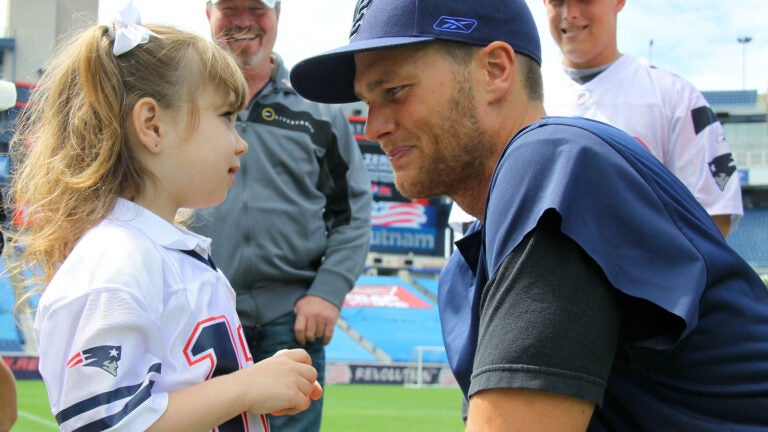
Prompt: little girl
<box><xmin>6</xmin><ymin>3</ymin><xmax>321</xmax><ymax>431</ymax></box>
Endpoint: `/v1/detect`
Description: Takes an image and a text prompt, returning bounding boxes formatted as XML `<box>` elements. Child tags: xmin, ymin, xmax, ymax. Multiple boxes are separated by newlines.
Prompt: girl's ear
<box><xmin>132</xmin><ymin>97</ymin><xmax>163</xmax><ymax>154</ymax></box>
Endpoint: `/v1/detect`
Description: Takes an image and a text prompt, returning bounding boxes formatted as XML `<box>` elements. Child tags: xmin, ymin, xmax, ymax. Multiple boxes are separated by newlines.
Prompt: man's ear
<box><xmin>132</xmin><ymin>97</ymin><xmax>163</xmax><ymax>154</ymax></box>
<box><xmin>479</xmin><ymin>41</ymin><xmax>516</xmax><ymax>104</ymax></box>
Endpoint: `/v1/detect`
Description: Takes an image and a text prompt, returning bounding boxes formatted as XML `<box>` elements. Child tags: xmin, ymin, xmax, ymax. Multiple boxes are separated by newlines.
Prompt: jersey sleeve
<box><xmin>37</xmin><ymin>288</ymin><xmax>168</xmax><ymax>432</ymax></box>
<box><xmin>470</xmin><ymin>209</ymin><xmax>621</xmax><ymax>405</ymax></box>
<box><xmin>663</xmin><ymin>77</ymin><xmax>743</xmax><ymax>220</ymax></box>
<box><xmin>486</xmin><ymin>120</ymin><xmax>712</xmax><ymax>348</ymax></box>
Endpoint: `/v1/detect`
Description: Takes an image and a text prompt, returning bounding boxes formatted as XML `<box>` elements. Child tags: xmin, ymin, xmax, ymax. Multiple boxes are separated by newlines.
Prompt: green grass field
<box><xmin>13</xmin><ymin>380</ymin><xmax>57</xmax><ymax>431</ymax></box>
<box><xmin>12</xmin><ymin>381</ymin><xmax>465</xmax><ymax>431</ymax></box>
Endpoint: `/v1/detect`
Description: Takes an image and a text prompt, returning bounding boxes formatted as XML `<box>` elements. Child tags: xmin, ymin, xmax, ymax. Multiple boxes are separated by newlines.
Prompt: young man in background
<box><xmin>543</xmin><ymin>0</ymin><xmax>742</xmax><ymax>238</ymax></box>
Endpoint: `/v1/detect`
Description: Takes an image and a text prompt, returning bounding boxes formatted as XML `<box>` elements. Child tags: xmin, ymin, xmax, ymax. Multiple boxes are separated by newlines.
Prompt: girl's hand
<box><xmin>240</xmin><ymin>348</ymin><xmax>323</xmax><ymax>416</ymax></box>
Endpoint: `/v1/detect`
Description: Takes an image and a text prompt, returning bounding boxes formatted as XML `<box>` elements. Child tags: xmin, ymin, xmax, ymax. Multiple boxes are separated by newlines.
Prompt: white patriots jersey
<box><xmin>34</xmin><ymin>199</ymin><xmax>269</xmax><ymax>432</ymax></box>
<box><xmin>544</xmin><ymin>54</ymin><xmax>743</xmax><ymax>224</ymax></box>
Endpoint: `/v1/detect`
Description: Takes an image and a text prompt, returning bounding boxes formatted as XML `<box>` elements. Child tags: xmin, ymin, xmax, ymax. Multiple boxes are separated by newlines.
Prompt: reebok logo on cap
<box><xmin>210</xmin><ymin>0</ymin><xmax>277</xmax><ymax>8</ymax></box>
<box><xmin>433</xmin><ymin>16</ymin><xmax>477</xmax><ymax>34</ymax></box>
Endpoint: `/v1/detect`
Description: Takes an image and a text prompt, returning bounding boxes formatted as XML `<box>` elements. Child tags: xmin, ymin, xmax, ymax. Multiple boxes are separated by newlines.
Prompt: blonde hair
<box><xmin>5</xmin><ymin>23</ymin><xmax>247</xmax><ymax>290</ymax></box>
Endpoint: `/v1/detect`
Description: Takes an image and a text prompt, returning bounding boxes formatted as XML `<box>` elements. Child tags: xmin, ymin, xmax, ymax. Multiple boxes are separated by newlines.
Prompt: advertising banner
<box><xmin>343</xmin><ymin>284</ymin><xmax>433</xmax><ymax>309</ymax></box>
<box><xmin>325</xmin><ymin>361</ymin><xmax>457</xmax><ymax>386</ymax></box>
<box><xmin>3</xmin><ymin>354</ymin><xmax>41</xmax><ymax>380</ymax></box>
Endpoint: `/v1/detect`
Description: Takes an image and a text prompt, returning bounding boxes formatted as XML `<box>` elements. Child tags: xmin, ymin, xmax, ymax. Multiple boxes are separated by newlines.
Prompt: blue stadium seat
<box><xmin>701</xmin><ymin>90</ymin><xmax>757</xmax><ymax>107</ymax></box>
<box><xmin>727</xmin><ymin>207</ymin><xmax>768</xmax><ymax>269</ymax></box>
<box><xmin>413</xmin><ymin>277</ymin><xmax>439</xmax><ymax>298</ymax></box>
<box><xmin>326</xmin><ymin>327</ymin><xmax>378</xmax><ymax>362</ymax></box>
<box><xmin>0</xmin><ymin>313</ymin><xmax>17</xmax><ymax>340</ymax></box>
<box><xmin>340</xmin><ymin>275</ymin><xmax>446</xmax><ymax>362</ymax></box>
<box><xmin>0</xmin><ymin>308</ymin><xmax>22</xmax><ymax>352</ymax></box>
<box><xmin>0</xmin><ymin>279</ymin><xmax>13</xmax><ymax>314</ymax></box>
<box><xmin>0</xmin><ymin>339</ymin><xmax>22</xmax><ymax>352</ymax></box>
<box><xmin>0</xmin><ymin>258</ymin><xmax>24</xmax><ymax>351</ymax></box>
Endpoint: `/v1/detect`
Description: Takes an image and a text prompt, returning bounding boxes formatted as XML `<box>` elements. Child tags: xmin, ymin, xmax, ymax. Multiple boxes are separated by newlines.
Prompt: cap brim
<box><xmin>290</xmin><ymin>36</ymin><xmax>434</xmax><ymax>104</ymax></box>
<box><xmin>0</xmin><ymin>80</ymin><xmax>16</xmax><ymax>111</ymax></box>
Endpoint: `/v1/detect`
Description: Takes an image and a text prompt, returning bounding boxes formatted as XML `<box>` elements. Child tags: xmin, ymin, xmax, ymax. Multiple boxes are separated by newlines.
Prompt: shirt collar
<box><xmin>110</xmin><ymin>198</ymin><xmax>212</xmax><ymax>256</ymax></box>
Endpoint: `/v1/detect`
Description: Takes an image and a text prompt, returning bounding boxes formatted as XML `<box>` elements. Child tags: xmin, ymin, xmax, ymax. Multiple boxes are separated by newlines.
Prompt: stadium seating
<box><xmin>701</xmin><ymin>89</ymin><xmax>758</xmax><ymax>107</ymax></box>
<box><xmin>0</xmin><ymin>260</ymin><xmax>23</xmax><ymax>352</ymax></box>
<box><xmin>325</xmin><ymin>325</ymin><xmax>379</xmax><ymax>362</ymax></box>
<box><xmin>413</xmin><ymin>277</ymin><xmax>439</xmax><ymax>299</ymax></box>
<box><xmin>336</xmin><ymin>275</ymin><xmax>447</xmax><ymax>363</ymax></box>
<box><xmin>727</xmin><ymin>207</ymin><xmax>768</xmax><ymax>270</ymax></box>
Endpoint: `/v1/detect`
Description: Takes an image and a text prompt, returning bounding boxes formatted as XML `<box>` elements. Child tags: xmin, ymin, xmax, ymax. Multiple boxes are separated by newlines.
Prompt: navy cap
<box><xmin>290</xmin><ymin>0</ymin><xmax>541</xmax><ymax>104</ymax></box>
<box><xmin>209</xmin><ymin>0</ymin><xmax>277</xmax><ymax>7</ymax></box>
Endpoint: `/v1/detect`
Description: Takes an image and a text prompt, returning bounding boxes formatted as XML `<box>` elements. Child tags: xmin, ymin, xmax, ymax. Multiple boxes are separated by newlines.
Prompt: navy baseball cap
<box><xmin>290</xmin><ymin>0</ymin><xmax>541</xmax><ymax>104</ymax></box>
<box><xmin>209</xmin><ymin>0</ymin><xmax>277</xmax><ymax>7</ymax></box>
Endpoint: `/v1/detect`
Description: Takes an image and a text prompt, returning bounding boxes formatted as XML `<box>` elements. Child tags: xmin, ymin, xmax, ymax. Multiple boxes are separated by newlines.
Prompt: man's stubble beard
<box><xmin>394</xmin><ymin>73</ymin><xmax>491</xmax><ymax>201</ymax></box>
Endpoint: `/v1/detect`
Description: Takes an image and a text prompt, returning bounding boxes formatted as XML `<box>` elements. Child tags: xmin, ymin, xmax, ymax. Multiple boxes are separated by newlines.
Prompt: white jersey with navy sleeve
<box><xmin>34</xmin><ymin>198</ymin><xmax>269</xmax><ymax>432</ymax></box>
<box><xmin>544</xmin><ymin>54</ymin><xmax>743</xmax><ymax>225</ymax></box>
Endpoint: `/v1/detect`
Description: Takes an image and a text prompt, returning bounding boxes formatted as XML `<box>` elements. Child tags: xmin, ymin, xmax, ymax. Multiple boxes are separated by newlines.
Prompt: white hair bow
<box><xmin>110</xmin><ymin>1</ymin><xmax>158</xmax><ymax>56</ymax></box>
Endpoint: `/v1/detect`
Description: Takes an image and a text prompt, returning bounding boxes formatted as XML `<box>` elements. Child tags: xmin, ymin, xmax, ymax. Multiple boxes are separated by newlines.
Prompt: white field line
<box><xmin>17</xmin><ymin>410</ymin><xmax>59</xmax><ymax>429</ymax></box>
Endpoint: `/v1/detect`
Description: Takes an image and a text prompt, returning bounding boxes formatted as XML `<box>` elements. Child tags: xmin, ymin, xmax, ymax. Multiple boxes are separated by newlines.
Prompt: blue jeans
<box><xmin>246</xmin><ymin>313</ymin><xmax>325</xmax><ymax>432</ymax></box>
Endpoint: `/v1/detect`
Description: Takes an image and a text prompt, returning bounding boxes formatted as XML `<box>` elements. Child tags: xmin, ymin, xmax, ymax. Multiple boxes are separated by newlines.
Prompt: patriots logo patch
<box><xmin>67</xmin><ymin>345</ymin><xmax>122</xmax><ymax>377</ymax></box>
<box><xmin>349</xmin><ymin>0</ymin><xmax>373</xmax><ymax>38</ymax></box>
<box><xmin>709</xmin><ymin>153</ymin><xmax>737</xmax><ymax>191</ymax></box>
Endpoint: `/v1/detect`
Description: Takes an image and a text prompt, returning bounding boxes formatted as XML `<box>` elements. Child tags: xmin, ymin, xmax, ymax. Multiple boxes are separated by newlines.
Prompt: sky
<box><xmin>94</xmin><ymin>0</ymin><xmax>768</xmax><ymax>92</ymax></box>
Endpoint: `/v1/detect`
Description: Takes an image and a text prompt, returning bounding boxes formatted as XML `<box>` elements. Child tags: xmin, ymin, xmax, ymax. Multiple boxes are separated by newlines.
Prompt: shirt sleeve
<box><xmin>470</xmin><ymin>209</ymin><xmax>621</xmax><ymax>406</ymax></box>
<box><xmin>309</xmin><ymin>105</ymin><xmax>373</xmax><ymax>307</ymax></box>
<box><xmin>37</xmin><ymin>288</ymin><xmax>168</xmax><ymax>432</ymax></box>
<box><xmin>665</xmin><ymin>78</ymin><xmax>743</xmax><ymax>221</ymax></box>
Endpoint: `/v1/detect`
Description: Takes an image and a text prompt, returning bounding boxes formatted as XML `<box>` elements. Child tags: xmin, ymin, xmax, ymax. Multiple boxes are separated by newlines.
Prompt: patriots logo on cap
<box><xmin>350</xmin><ymin>0</ymin><xmax>373</xmax><ymax>38</ymax></box>
<box><xmin>709</xmin><ymin>153</ymin><xmax>737</xmax><ymax>191</ymax></box>
<box><xmin>67</xmin><ymin>345</ymin><xmax>122</xmax><ymax>377</ymax></box>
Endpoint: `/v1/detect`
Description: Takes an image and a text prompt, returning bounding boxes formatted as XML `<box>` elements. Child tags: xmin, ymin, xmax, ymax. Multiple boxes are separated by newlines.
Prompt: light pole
<box><xmin>738</xmin><ymin>36</ymin><xmax>752</xmax><ymax>90</ymax></box>
<box><xmin>648</xmin><ymin>39</ymin><xmax>654</xmax><ymax>65</ymax></box>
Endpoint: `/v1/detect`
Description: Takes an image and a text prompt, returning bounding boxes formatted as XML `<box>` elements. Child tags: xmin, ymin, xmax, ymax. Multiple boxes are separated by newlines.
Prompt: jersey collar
<box><xmin>110</xmin><ymin>198</ymin><xmax>212</xmax><ymax>257</ymax></box>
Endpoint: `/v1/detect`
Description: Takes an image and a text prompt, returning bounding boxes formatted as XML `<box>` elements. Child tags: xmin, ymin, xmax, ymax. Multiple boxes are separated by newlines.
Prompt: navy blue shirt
<box><xmin>439</xmin><ymin>117</ymin><xmax>768</xmax><ymax>429</ymax></box>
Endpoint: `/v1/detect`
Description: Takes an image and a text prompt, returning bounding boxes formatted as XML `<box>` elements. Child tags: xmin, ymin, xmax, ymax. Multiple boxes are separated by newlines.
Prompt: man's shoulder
<box><xmin>592</xmin><ymin>55</ymin><xmax>690</xmax><ymax>95</ymax></box>
<box><xmin>639</xmin><ymin>61</ymin><xmax>703</xmax><ymax>96</ymax></box>
<box><xmin>521</xmin><ymin>116</ymin><xmax>616</xmax><ymax>140</ymax></box>
<box><xmin>512</xmin><ymin>117</ymin><xmax>644</xmax><ymax>164</ymax></box>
